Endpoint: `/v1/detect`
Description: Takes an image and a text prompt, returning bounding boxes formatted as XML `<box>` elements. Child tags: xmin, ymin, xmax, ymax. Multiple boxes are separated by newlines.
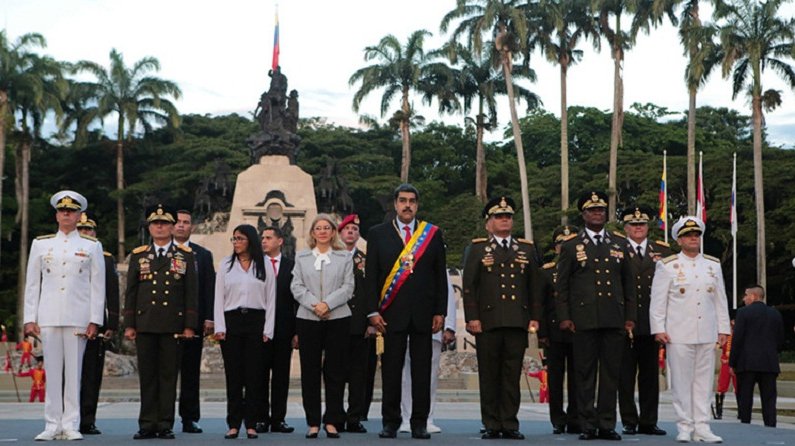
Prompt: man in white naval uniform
<box><xmin>650</xmin><ymin>216</ymin><xmax>730</xmax><ymax>443</ymax></box>
<box><xmin>23</xmin><ymin>191</ymin><xmax>106</xmax><ymax>441</ymax></box>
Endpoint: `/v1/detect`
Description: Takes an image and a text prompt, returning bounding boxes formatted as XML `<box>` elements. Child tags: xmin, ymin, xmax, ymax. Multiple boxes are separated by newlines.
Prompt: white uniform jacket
<box><xmin>24</xmin><ymin>230</ymin><xmax>106</xmax><ymax>327</ymax></box>
<box><xmin>649</xmin><ymin>253</ymin><xmax>730</xmax><ymax>344</ymax></box>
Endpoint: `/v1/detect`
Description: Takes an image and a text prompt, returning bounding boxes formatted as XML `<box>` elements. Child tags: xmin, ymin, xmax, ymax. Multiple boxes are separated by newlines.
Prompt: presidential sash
<box><xmin>378</xmin><ymin>221</ymin><xmax>439</xmax><ymax>313</ymax></box>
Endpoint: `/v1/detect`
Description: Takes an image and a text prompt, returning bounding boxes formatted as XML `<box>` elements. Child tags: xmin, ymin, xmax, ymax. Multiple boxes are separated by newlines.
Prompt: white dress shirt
<box><xmin>628</xmin><ymin>239</ymin><xmax>648</xmax><ymax>257</ymax></box>
<box><xmin>213</xmin><ymin>256</ymin><xmax>275</xmax><ymax>339</ymax></box>
<box><xmin>585</xmin><ymin>227</ymin><xmax>606</xmax><ymax>244</ymax></box>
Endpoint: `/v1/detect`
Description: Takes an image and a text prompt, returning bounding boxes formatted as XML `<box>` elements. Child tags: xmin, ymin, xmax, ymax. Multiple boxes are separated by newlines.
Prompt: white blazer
<box><xmin>291</xmin><ymin>249</ymin><xmax>354</xmax><ymax>321</ymax></box>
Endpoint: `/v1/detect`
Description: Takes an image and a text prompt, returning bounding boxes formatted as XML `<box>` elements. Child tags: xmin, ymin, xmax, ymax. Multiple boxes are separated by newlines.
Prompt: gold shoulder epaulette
<box><xmin>543</xmin><ymin>261</ymin><xmax>556</xmax><ymax>270</ymax></box>
<box><xmin>132</xmin><ymin>245</ymin><xmax>149</xmax><ymax>254</ymax></box>
<box><xmin>655</xmin><ymin>240</ymin><xmax>670</xmax><ymax>248</ymax></box>
<box><xmin>79</xmin><ymin>234</ymin><xmax>97</xmax><ymax>242</ymax></box>
<box><xmin>471</xmin><ymin>237</ymin><xmax>488</xmax><ymax>244</ymax></box>
<box><xmin>562</xmin><ymin>233</ymin><xmax>578</xmax><ymax>242</ymax></box>
<box><xmin>177</xmin><ymin>244</ymin><xmax>192</xmax><ymax>253</ymax></box>
<box><xmin>517</xmin><ymin>238</ymin><xmax>534</xmax><ymax>244</ymax></box>
<box><xmin>704</xmin><ymin>254</ymin><xmax>720</xmax><ymax>263</ymax></box>
<box><xmin>662</xmin><ymin>254</ymin><xmax>678</xmax><ymax>264</ymax></box>
<box><xmin>103</xmin><ymin>251</ymin><xmax>113</xmax><ymax>257</ymax></box>
<box><xmin>35</xmin><ymin>234</ymin><xmax>56</xmax><ymax>240</ymax></box>
<box><xmin>612</xmin><ymin>231</ymin><xmax>626</xmax><ymax>239</ymax></box>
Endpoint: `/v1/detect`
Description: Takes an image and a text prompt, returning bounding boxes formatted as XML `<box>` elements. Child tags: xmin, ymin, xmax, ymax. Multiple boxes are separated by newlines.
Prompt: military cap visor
<box><xmin>577</xmin><ymin>191</ymin><xmax>608</xmax><ymax>211</ymax></box>
<box><xmin>553</xmin><ymin>225</ymin><xmax>579</xmax><ymax>244</ymax></box>
<box><xmin>622</xmin><ymin>206</ymin><xmax>652</xmax><ymax>224</ymax></box>
<box><xmin>76</xmin><ymin>213</ymin><xmax>97</xmax><ymax>229</ymax></box>
<box><xmin>483</xmin><ymin>196</ymin><xmax>516</xmax><ymax>219</ymax></box>
<box><xmin>146</xmin><ymin>204</ymin><xmax>176</xmax><ymax>224</ymax></box>
<box><xmin>672</xmin><ymin>216</ymin><xmax>704</xmax><ymax>239</ymax></box>
<box><xmin>50</xmin><ymin>190</ymin><xmax>87</xmax><ymax>212</ymax></box>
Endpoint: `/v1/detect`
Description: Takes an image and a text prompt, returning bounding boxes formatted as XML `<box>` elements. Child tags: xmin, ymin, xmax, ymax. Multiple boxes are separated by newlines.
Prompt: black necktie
<box><xmin>594</xmin><ymin>235</ymin><xmax>602</xmax><ymax>246</ymax></box>
<box><xmin>637</xmin><ymin>245</ymin><xmax>643</xmax><ymax>258</ymax></box>
<box><xmin>158</xmin><ymin>247</ymin><xmax>165</xmax><ymax>258</ymax></box>
<box><xmin>501</xmin><ymin>239</ymin><xmax>509</xmax><ymax>251</ymax></box>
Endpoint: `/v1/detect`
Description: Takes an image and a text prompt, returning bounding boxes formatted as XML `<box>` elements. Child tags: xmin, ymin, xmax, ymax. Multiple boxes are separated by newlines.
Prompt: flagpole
<box><xmin>663</xmin><ymin>151</ymin><xmax>668</xmax><ymax>244</ymax></box>
<box><xmin>732</xmin><ymin>152</ymin><xmax>737</xmax><ymax>310</ymax></box>
<box><xmin>698</xmin><ymin>151</ymin><xmax>704</xmax><ymax>252</ymax></box>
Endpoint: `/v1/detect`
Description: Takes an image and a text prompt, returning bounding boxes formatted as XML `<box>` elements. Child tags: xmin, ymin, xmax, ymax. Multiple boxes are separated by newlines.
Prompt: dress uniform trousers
<box><xmin>136</xmin><ymin>333</ymin><xmax>181</xmax><ymax>432</ymax></box>
<box><xmin>80</xmin><ymin>338</ymin><xmax>106</xmax><ymax>429</ymax></box>
<box><xmin>178</xmin><ymin>337</ymin><xmax>202</xmax><ymax>424</ymax></box>
<box><xmin>618</xmin><ymin>335</ymin><xmax>660</xmax><ymax>427</ymax></box>
<box><xmin>346</xmin><ymin>334</ymin><xmax>375</xmax><ymax>425</ymax></box>
<box><xmin>260</xmin><ymin>334</ymin><xmax>293</xmax><ymax>427</ymax></box>
<box><xmin>42</xmin><ymin>327</ymin><xmax>87</xmax><ymax>433</ymax></box>
<box><xmin>667</xmin><ymin>343</ymin><xmax>715</xmax><ymax>435</ymax></box>
<box><xmin>573</xmin><ymin>328</ymin><xmax>623</xmax><ymax>432</ymax></box>
<box><xmin>476</xmin><ymin>327</ymin><xmax>528</xmax><ymax>431</ymax></box>
<box><xmin>547</xmin><ymin>339</ymin><xmax>578</xmax><ymax>429</ymax></box>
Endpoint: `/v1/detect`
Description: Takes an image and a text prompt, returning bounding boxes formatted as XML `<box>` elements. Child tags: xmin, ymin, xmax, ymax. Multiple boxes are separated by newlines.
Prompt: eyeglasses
<box><xmin>230</xmin><ymin>236</ymin><xmax>247</xmax><ymax>243</ymax></box>
<box><xmin>314</xmin><ymin>226</ymin><xmax>333</xmax><ymax>232</ymax></box>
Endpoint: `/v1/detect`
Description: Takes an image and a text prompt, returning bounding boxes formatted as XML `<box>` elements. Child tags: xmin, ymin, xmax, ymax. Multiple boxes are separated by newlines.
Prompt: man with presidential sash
<box><xmin>462</xmin><ymin>196</ymin><xmax>540</xmax><ymax>440</ymax></box>
<box><xmin>366</xmin><ymin>184</ymin><xmax>448</xmax><ymax>440</ymax></box>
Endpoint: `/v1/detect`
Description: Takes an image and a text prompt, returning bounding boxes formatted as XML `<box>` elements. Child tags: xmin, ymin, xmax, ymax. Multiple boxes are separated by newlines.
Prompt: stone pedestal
<box><xmin>192</xmin><ymin>155</ymin><xmax>317</xmax><ymax>266</ymax></box>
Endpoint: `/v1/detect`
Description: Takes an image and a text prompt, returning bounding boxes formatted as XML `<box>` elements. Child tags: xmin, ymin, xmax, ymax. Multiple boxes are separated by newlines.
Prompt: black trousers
<box><xmin>475</xmin><ymin>328</ymin><xmax>527</xmax><ymax>431</ymax></box>
<box><xmin>297</xmin><ymin>317</ymin><xmax>350</xmax><ymax>427</ymax></box>
<box><xmin>258</xmin><ymin>334</ymin><xmax>294</xmax><ymax>426</ymax></box>
<box><xmin>363</xmin><ymin>340</ymin><xmax>377</xmax><ymax>420</ymax></box>
<box><xmin>178</xmin><ymin>336</ymin><xmax>202</xmax><ymax>424</ymax></box>
<box><xmin>618</xmin><ymin>335</ymin><xmax>660</xmax><ymax>427</ymax></box>
<box><xmin>345</xmin><ymin>334</ymin><xmax>374</xmax><ymax>424</ymax></box>
<box><xmin>572</xmin><ymin>328</ymin><xmax>623</xmax><ymax>432</ymax></box>
<box><xmin>546</xmin><ymin>339</ymin><xmax>578</xmax><ymax>429</ymax></box>
<box><xmin>80</xmin><ymin>337</ymin><xmax>106</xmax><ymax>428</ymax></box>
<box><xmin>220</xmin><ymin>309</ymin><xmax>267</xmax><ymax>430</ymax></box>
<box><xmin>135</xmin><ymin>333</ymin><xmax>181</xmax><ymax>432</ymax></box>
<box><xmin>737</xmin><ymin>371</ymin><xmax>778</xmax><ymax>427</ymax></box>
<box><xmin>381</xmin><ymin>327</ymin><xmax>432</xmax><ymax>430</ymax></box>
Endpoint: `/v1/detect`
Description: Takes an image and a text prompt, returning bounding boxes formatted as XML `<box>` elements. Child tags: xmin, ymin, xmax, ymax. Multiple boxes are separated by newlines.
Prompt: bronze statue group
<box><xmin>21</xmin><ymin>186</ymin><xmax>784</xmax><ymax>442</ymax></box>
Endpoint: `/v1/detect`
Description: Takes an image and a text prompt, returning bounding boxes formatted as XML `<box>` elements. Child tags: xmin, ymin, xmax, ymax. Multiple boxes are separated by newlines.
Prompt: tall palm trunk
<box><xmin>475</xmin><ymin>102</ymin><xmax>487</xmax><ymax>203</ymax></box>
<box><xmin>15</xmin><ymin>136</ymin><xmax>31</xmax><ymax>332</ymax></box>
<box><xmin>608</xmin><ymin>15</ymin><xmax>623</xmax><ymax>222</ymax></box>
<box><xmin>499</xmin><ymin>45</ymin><xmax>533</xmax><ymax>241</ymax></box>
<box><xmin>687</xmin><ymin>87</ymin><xmax>697</xmax><ymax>214</ymax></box>
<box><xmin>400</xmin><ymin>88</ymin><xmax>412</xmax><ymax>182</ymax></box>
<box><xmin>116</xmin><ymin>116</ymin><xmax>126</xmax><ymax>263</ymax></box>
<box><xmin>751</xmin><ymin>92</ymin><xmax>766</xmax><ymax>289</ymax></box>
<box><xmin>0</xmin><ymin>90</ymin><xmax>7</xmax><ymax>266</ymax></box>
<box><xmin>560</xmin><ymin>60</ymin><xmax>570</xmax><ymax>225</ymax></box>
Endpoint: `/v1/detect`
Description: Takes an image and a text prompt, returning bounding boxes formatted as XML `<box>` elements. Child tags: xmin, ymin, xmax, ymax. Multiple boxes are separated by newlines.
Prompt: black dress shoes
<box><xmin>158</xmin><ymin>429</ymin><xmax>176</xmax><ymax>439</ymax></box>
<box><xmin>411</xmin><ymin>427</ymin><xmax>431</xmax><ymax>439</ymax></box>
<box><xmin>80</xmin><ymin>424</ymin><xmax>101</xmax><ymax>435</ymax></box>
<box><xmin>306</xmin><ymin>428</ymin><xmax>320</xmax><ymax>439</ymax></box>
<box><xmin>567</xmin><ymin>425</ymin><xmax>583</xmax><ymax>434</ymax></box>
<box><xmin>482</xmin><ymin>429</ymin><xmax>501</xmax><ymax>439</ymax></box>
<box><xmin>597</xmin><ymin>429</ymin><xmax>622</xmax><ymax>441</ymax></box>
<box><xmin>552</xmin><ymin>425</ymin><xmax>565</xmax><ymax>435</ymax></box>
<box><xmin>271</xmin><ymin>422</ymin><xmax>294</xmax><ymax>433</ymax></box>
<box><xmin>224</xmin><ymin>430</ymin><xmax>239</xmax><ymax>439</ymax></box>
<box><xmin>578</xmin><ymin>430</ymin><xmax>598</xmax><ymax>440</ymax></box>
<box><xmin>346</xmin><ymin>422</ymin><xmax>367</xmax><ymax>433</ymax></box>
<box><xmin>501</xmin><ymin>430</ymin><xmax>525</xmax><ymax>440</ymax></box>
<box><xmin>324</xmin><ymin>425</ymin><xmax>341</xmax><ymax>439</ymax></box>
<box><xmin>254</xmin><ymin>422</ymin><xmax>269</xmax><ymax>433</ymax></box>
<box><xmin>638</xmin><ymin>425</ymin><xmax>667</xmax><ymax>435</ymax></box>
<box><xmin>622</xmin><ymin>424</ymin><xmax>637</xmax><ymax>435</ymax></box>
<box><xmin>183</xmin><ymin>421</ymin><xmax>203</xmax><ymax>433</ymax></box>
<box><xmin>246</xmin><ymin>430</ymin><xmax>258</xmax><ymax>439</ymax></box>
<box><xmin>133</xmin><ymin>430</ymin><xmax>157</xmax><ymax>440</ymax></box>
<box><xmin>378</xmin><ymin>427</ymin><xmax>397</xmax><ymax>438</ymax></box>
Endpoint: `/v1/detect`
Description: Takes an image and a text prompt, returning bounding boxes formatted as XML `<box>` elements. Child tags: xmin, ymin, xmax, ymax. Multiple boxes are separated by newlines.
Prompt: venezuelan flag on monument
<box><xmin>272</xmin><ymin>9</ymin><xmax>280</xmax><ymax>70</ymax></box>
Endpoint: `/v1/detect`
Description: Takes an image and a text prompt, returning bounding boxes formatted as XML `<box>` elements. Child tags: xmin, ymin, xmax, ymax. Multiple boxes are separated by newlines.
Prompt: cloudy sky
<box><xmin>3</xmin><ymin>0</ymin><xmax>795</xmax><ymax>147</ymax></box>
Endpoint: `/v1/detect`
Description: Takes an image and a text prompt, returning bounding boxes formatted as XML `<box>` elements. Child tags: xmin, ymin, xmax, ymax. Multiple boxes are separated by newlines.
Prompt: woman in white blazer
<box><xmin>291</xmin><ymin>214</ymin><xmax>354</xmax><ymax>438</ymax></box>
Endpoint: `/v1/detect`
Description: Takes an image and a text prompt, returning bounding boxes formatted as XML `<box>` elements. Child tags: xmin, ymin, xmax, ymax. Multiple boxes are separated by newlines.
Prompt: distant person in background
<box><xmin>17</xmin><ymin>357</ymin><xmax>46</xmax><ymax>403</ymax></box>
<box><xmin>729</xmin><ymin>285</ymin><xmax>784</xmax><ymax>427</ymax></box>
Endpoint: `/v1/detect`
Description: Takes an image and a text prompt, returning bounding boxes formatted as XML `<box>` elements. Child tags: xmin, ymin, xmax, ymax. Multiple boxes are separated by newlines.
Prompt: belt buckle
<box><xmin>239</xmin><ymin>307</ymin><xmax>249</xmax><ymax>314</ymax></box>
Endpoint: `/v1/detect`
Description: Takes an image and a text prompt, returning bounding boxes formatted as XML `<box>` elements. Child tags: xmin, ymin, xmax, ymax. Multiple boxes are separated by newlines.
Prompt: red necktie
<box><xmin>270</xmin><ymin>258</ymin><xmax>278</xmax><ymax>275</ymax></box>
<box><xmin>403</xmin><ymin>225</ymin><xmax>412</xmax><ymax>244</ymax></box>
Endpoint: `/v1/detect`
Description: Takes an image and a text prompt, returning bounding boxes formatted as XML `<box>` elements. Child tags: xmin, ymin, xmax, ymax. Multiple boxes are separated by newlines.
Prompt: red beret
<box><xmin>339</xmin><ymin>214</ymin><xmax>360</xmax><ymax>231</ymax></box>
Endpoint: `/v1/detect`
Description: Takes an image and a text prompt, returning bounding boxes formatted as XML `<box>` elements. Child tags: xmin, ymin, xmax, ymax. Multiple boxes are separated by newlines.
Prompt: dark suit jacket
<box><xmin>188</xmin><ymin>242</ymin><xmax>215</xmax><ymax>328</ymax></box>
<box><xmin>729</xmin><ymin>301</ymin><xmax>784</xmax><ymax>373</ymax></box>
<box><xmin>349</xmin><ymin>248</ymin><xmax>370</xmax><ymax>335</ymax></box>
<box><xmin>623</xmin><ymin>239</ymin><xmax>673</xmax><ymax>336</ymax></box>
<box><xmin>124</xmin><ymin>243</ymin><xmax>198</xmax><ymax>333</ymax></box>
<box><xmin>555</xmin><ymin>231</ymin><xmax>636</xmax><ymax>331</ymax></box>
<box><xmin>365</xmin><ymin>220</ymin><xmax>447</xmax><ymax>332</ymax></box>
<box><xmin>273</xmin><ymin>256</ymin><xmax>297</xmax><ymax>340</ymax></box>
<box><xmin>103</xmin><ymin>252</ymin><xmax>120</xmax><ymax>331</ymax></box>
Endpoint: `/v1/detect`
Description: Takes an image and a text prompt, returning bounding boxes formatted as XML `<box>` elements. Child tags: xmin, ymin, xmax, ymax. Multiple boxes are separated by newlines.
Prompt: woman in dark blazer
<box><xmin>214</xmin><ymin>224</ymin><xmax>274</xmax><ymax>439</ymax></box>
<box><xmin>291</xmin><ymin>214</ymin><xmax>354</xmax><ymax>438</ymax></box>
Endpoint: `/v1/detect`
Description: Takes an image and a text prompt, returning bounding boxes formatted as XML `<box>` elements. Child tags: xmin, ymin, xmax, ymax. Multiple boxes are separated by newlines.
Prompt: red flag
<box><xmin>271</xmin><ymin>10</ymin><xmax>280</xmax><ymax>71</ymax></box>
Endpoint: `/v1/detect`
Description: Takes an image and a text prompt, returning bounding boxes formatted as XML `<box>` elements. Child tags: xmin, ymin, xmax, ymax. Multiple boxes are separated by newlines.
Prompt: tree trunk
<box><xmin>116</xmin><ymin>116</ymin><xmax>126</xmax><ymax>263</ymax></box>
<box><xmin>560</xmin><ymin>62</ymin><xmax>570</xmax><ymax>225</ymax></box>
<box><xmin>15</xmin><ymin>137</ymin><xmax>31</xmax><ymax>334</ymax></box>
<box><xmin>608</xmin><ymin>17</ymin><xmax>623</xmax><ymax>222</ymax></box>
<box><xmin>751</xmin><ymin>94</ymin><xmax>766</xmax><ymax>289</ymax></box>
<box><xmin>687</xmin><ymin>87</ymin><xmax>697</xmax><ymax>214</ymax></box>
<box><xmin>475</xmin><ymin>103</ymin><xmax>487</xmax><ymax>203</ymax></box>
<box><xmin>0</xmin><ymin>90</ymin><xmax>7</xmax><ymax>268</ymax></box>
<box><xmin>399</xmin><ymin>89</ymin><xmax>411</xmax><ymax>182</ymax></box>
<box><xmin>501</xmin><ymin>51</ymin><xmax>533</xmax><ymax>241</ymax></box>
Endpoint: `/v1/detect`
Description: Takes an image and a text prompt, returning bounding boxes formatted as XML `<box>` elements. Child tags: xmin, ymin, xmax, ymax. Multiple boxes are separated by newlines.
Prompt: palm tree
<box><xmin>424</xmin><ymin>42</ymin><xmax>540</xmax><ymax>203</ymax></box>
<box><xmin>716</xmin><ymin>0</ymin><xmax>795</xmax><ymax>289</ymax></box>
<box><xmin>59</xmin><ymin>78</ymin><xmax>101</xmax><ymax>148</ymax></box>
<box><xmin>0</xmin><ymin>31</ymin><xmax>48</xmax><ymax>267</ymax></box>
<box><xmin>528</xmin><ymin>0</ymin><xmax>599</xmax><ymax>223</ymax></box>
<box><xmin>349</xmin><ymin>30</ymin><xmax>438</xmax><ymax>182</ymax></box>
<box><xmin>74</xmin><ymin>49</ymin><xmax>181</xmax><ymax>262</ymax></box>
<box><xmin>441</xmin><ymin>0</ymin><xmax>538</xmax><ymax>240</ymax></box>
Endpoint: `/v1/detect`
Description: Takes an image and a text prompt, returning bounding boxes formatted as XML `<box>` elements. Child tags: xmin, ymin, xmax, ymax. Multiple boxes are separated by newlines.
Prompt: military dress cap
<box><xmin>621</xmin><ymin>205</ymin><xmax>653</xmax><ymax>224</ymax></box>
<box><xmin>338</xmin><ymin>214</ymin><xmax>360</xmax><ymax>231</ymax></box>
<box><xmin>76</xmin><ymin>212</ymin><xmax>97</xmax><ymax>230</ymax></box>
<box><xmin>482</xmin><ymin>196</ymin><xmax>516</xmax><ymax>219</ymax></box>
<box><xmin>552</xmin><ymin>225</ymin><xmax>580</xmax><ymax>244</ymax></box>
<box><xmin>50</xmin><ymin>190</ymin><xmax>87</xmax><ymax>211</ymax></box>
<box><xmin>671</xmin><ymin>215</ymin><xmax>705</xmax><ymax>239</ymax></box>
<box><xmin>577</xmin><ymin>191</ymin><xmax>608</xmax><ymax>211</ymax></box>
<box><xmin>145</xmin><ymin>203</ymin><xmax>176</xmax><ymax>224</ymax></box>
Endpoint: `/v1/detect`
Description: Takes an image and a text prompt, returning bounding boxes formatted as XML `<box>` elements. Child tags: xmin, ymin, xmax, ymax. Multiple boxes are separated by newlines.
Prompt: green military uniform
<box><xmin>462</xmin><ymin>197</ymin><xmax>540</xmax><ymax>439</ymax></box>
<box><xmin>124</xmin><ymin>205</ymin><xmax>198</xmax><ymax>437</ymax></box>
